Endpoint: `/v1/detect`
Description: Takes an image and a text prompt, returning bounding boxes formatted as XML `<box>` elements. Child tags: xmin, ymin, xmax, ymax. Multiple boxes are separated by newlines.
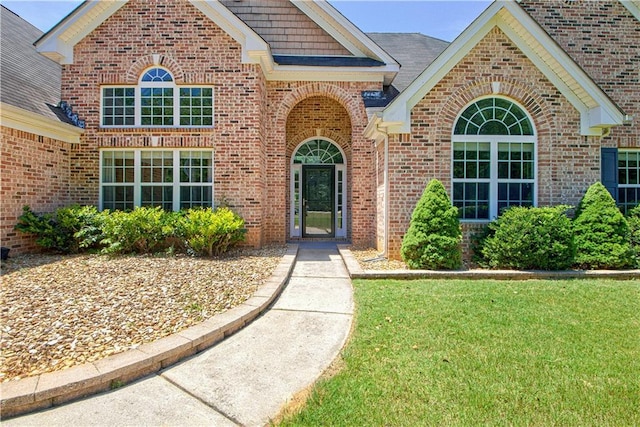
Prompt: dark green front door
<box><xmin>302</xmin><ymin>165</ymin><xmax>335</xmax><ymax>237</ymax></box>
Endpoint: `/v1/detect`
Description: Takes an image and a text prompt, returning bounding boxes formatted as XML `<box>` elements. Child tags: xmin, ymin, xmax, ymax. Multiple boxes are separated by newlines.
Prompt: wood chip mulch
<box><xmin>350</xmin><ymin>248</ymin><xmax>407</xmax><ymax>270</ymax></box>
<box><xmin>0</xmin><ymin>245</ymin><xmax>287</xmax><ymax>383</ymax></box>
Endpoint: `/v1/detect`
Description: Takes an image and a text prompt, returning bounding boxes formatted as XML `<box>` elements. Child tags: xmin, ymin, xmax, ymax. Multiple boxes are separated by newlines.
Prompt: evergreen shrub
<box><xmin>400</xmin><ymin>179</ymin><xmax>462</xmax><ymax>269</ymax></box>
<box><xmin>573</xmin><ymin>182</ymin><xmax>634</xmax><ymax>269</ymax></box>
<box><xmin>481</xmin><ymin>205</ymin><xmax>575</xmax><ymax>270</ymax></box>
<box><xmin>100</xmin><ymin>207</ymin><xmax>175</xmax><ymax>254</ymax></box>
<box><xmin>625</xmin><ymin>205</ymin><xmax>640</xmax><ymax>268</ymax></box>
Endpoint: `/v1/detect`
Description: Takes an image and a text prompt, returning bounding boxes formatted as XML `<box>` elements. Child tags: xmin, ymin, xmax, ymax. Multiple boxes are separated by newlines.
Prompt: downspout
<box><xmin>383</xmin><ymin>131</ymin><xmax>390</xmax><ymax>258</ymax></box>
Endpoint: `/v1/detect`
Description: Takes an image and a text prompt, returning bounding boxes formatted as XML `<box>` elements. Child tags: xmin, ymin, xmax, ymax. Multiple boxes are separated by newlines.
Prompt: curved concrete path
<box><xmin>3</xmin><ymin>242</ymin><xmax>354</xmax><ymax>427</ymax></box>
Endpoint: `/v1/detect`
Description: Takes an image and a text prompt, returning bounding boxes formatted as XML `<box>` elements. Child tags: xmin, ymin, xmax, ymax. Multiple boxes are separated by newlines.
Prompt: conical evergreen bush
<box><xmin>573</xmin><ymin>182</ymin><xmax>634</xmax><ymax>269</ymax></box>
<box><xmin>401</xmin><ymin>179</ymin><xmax>461</xmax><ymax>269</ymax></box>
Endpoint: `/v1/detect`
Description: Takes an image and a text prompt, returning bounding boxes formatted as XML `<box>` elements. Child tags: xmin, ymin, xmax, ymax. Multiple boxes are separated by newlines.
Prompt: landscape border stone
<box><xmin>0</xmin><ymin>244</ymin><xmax>299</xmax><ymax>419</ymax></box>
<box><xmin>337</xmin><ymin>245</ymin><xmax>640</xmax><ymax>280</ymax></box>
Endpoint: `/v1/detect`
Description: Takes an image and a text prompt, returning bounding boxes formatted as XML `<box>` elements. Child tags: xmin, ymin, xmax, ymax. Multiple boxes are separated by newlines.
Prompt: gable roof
<box><xmin>35</xmin><ymin>0</ymin><xmax>399</xmax><ymax>85</ymax></box>
<box><xmin>367</xmin><ymin>33</ymin><xmax>449</xmax><ymax>93</ymax></box>
<box><xmin>0</xmin><ymin>6</ymin><xmax>83</xmax><ymax>143</ymax></box>
<box><xmin>372</xmin><ymin>0</ymin><xmax>625</xmax><ymax>137</ymax></box>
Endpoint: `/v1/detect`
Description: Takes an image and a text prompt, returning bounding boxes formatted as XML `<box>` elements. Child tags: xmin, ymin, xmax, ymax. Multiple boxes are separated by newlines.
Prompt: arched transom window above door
<box><xmin>452</xmin><ymin>97</ymin><xmax>537</xmax><ymax>220</ymax></box>
<box><xmin>293</xmin><ymin>139</ymin><xmax>344</xmax><ymax>164</ymax></box>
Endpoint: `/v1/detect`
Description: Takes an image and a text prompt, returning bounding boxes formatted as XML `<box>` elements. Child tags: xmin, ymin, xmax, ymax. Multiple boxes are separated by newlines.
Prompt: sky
<box><xmin>2</xmin><ymin>0</ymin><xmax>492</xmax><ymax>42</ymax></box>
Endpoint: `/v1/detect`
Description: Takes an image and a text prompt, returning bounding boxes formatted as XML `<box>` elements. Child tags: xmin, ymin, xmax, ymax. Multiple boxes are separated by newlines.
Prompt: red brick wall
<box><xmin>61</xmin><ymin>0</ymin><xmax>267</xmax><ymax>246</ymax></box>
<box><xmin>386</xmin><ymin>27</ymin><xmax>599</xmax><ymax>260</ymax></box>
<box><xmin>521</xmin><ymin>0</ymin><xmax>639</xmax><ymax>150</ymax></box>
<box><xmin>0</xmin><ymin>127</ymin><xmax>70</xmax><ymax>253</ymax></box>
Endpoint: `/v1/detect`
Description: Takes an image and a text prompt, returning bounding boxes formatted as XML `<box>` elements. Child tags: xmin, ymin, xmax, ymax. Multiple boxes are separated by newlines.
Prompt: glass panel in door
<box><xmin>302</xmin><ymin>165</ymin><xmax>335</xmax><ymax>237</ymax></box>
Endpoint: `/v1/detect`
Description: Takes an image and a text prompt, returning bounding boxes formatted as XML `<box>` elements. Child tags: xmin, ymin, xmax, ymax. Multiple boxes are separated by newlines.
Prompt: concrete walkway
<box><xmin>4</xmin><ymin>242</ymin><xmax>354</xmax><ymax>427</ymax></box>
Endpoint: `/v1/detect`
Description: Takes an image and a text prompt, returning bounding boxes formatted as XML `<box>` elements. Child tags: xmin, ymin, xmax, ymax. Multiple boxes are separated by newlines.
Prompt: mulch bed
<box><xmin>0</xmin><ymin>245</ymin><xmax>286</xmax><ymax>383</ymax></box>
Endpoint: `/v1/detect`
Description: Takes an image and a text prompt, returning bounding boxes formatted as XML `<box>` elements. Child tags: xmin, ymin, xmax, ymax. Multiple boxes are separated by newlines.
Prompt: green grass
<box><xmin>280</xmin><ymin>279</ymin><xmax>640</xmax><ymax>426</ymax></box>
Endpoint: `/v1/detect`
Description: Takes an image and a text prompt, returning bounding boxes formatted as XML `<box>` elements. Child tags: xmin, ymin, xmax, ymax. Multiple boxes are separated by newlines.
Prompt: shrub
<box><xmin>100</xmin><ymin>207</ymin><xmax>176</xmax><ymax>254</ymax></box>
<box><xmin>481</xmin><ymin>206</ymin><xmax>575</xmax><ymax>270</ymax></box>
<box><xmin>573</xmin><ymin>182</ymin><xmax>634</xmax><ymax>269</ymax></box>
<box><xmin>15</xmin><ymin>205</ymin><xmax>102</xmax><ymax>253</ymax></box>
<box><xmin>178</xmin><ymin>207</ymin><xmax>246</xmax><ymax>257</ymax></box>
<box><xmin>401</xmin><ymin>179</ymin><xmax>461</xmax><ymax>269</ymax></box>
<box><xmin>626</xmin><ymin>205</ymin><xmax>640</xmax><ymax>268</ymax></box>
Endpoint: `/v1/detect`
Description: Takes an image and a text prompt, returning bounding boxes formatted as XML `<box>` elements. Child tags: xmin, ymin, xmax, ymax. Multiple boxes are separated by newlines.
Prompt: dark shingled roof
<box><xmin>273</xmin><ymin>55</ymin><xmax>385</xmax><ymax>67</ymax></box>
<box><xmin>1</xmin><ymin>5</ymin><xmax>64</xmax><ymax>122</ymax></box>
<box><xmin>367</xmin><ymin>32</ymin><xmax>450</xmax><ymax>93</ymax></box>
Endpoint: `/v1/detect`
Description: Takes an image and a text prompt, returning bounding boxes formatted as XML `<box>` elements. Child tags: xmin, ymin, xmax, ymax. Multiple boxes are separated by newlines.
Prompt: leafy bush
<box><xmin>178</xmin><ymin>207</ymin><xmax>246</xmax><ymax>257</ymax></box>
<box><xmin>626</xmin><ymin>205</ymin><xmax>640</xmax><ymax>268</ymax></box>
<box><xmin>100</xmin><ymin>207</ymin><xmax>176</xmax><ymax>254</ymax></box>
<box><xmin>15</xmin><ymin>205</ymin><xmax>102</xmax><ymax>253</ymax></box>
<box><xmin>573</xmin><ymin>182</ymin><xmax>634</xmax><ymax>269</ymax></box>
<box><xmin>401</xmin><ymin>179</ymin><xmax>462</xmax><ymax>269</ymax></box>
<box><xmin>481</xmin><ymin>206</ymin><xmax>575</xmax><ymax>270</ymax></box>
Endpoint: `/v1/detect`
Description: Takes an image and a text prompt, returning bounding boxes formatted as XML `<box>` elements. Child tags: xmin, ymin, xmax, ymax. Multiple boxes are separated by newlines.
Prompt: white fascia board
<box><xmin>293</xmin><ymin>0</ymin><xmax>399</xmax><ymax>68</ymax></box>
<box><xmin>265</xmin><ymin>66</ymin><xmax>387</xmax><ymax>83</ymax></box>
<box><xmin>381</xmin><ymin>2</ymin><xmax>503</xmax><ymax>134</ymax></box>
<box><xmin>0</xmin><ymin>102</ymin><xmax>84</xmax><ymax>143</ymax></box>
<box><xmin>381</xmin><ymin>0</ymin><xmax>623</xmax><ymax>135</ymax></box>
<box><xmin>36</xmin><ymin>1</ymin><xmax>127</xmax><ymax>64</ymax></box>
<box><xmin>621</xmin><ymin>0</ymin><xmax>640</xmax><ymax>21</ymax></box>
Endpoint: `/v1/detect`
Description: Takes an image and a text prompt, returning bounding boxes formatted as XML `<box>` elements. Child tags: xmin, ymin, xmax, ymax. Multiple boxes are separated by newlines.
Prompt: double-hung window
<box><xmin>452</xmin><ymin>97</ymin><xmax>536</xmax><ymax>220</ymax></box>
<box><xmin>101</xmin><ymin>67</ymin><xmax>213</xmax><ymax>128</ymax></box>
<box><xmin>602</xmin><ymin>148</ymin><xmax>640</xmax><ymax>214</ymax></box>
<box><xmin>101</xmin><ymin>149</ymin><xmax>213</xmax><ymax>211</ymax></box>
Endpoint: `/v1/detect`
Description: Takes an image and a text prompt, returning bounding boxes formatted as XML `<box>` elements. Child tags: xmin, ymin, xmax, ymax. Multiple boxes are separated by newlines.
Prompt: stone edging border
<box><xmin>337</xmin><ymin>245</ymin><xmax>640</xmax><ymax>280</ymax></box>
<box><xmin>0</xmin><ymin>244</ymin><xmax>299</xmax><ymax>419</ymax></box>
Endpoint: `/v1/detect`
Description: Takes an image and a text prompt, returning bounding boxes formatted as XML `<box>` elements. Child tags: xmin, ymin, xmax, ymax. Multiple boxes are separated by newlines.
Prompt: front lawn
<box><xmin>280</xmin><ymin>279</ymin><xmax>640</xmax><ymax>426</ymax></box>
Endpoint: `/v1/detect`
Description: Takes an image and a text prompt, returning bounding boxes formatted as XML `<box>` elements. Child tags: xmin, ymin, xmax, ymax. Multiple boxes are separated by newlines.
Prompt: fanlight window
<box><xmin>454</xmin><ymin>97</ymin><xmax>533</xmax><ymax>136</ymax></box>
<box><xmin>293</xmin><ymin>139</ymin><xmax>344</xmax><ymax>164</ymax></box>
<box><xmin>141</xmin><ymin>68</ymin><xmax>173</xmax><ymax>82</ymax></box>
<box><xmin>452</xmin><ymin>97</ymin><xmax>536</xmax><ymax>220</ymax></box>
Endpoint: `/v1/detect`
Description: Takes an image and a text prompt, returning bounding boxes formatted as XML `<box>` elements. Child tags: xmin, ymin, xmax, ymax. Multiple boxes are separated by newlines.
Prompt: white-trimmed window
<box><xmin>101</xmin><ymin>149</ymin><xmax>213</xmax><ymax>211</ymax></box>
<box><xmin>452</xmin><ymin>97</ymin><xmax>536</xmax><ymax>220</ymax></box>
<box><xmin>101</xmin><ymin>67</ymin><xmax>213</xmax><ymax>128</ymax></box>
<box><xmin>618</xmin><ymin>150</ymin><xmax>640</xmax><ymax>214</ymax></box>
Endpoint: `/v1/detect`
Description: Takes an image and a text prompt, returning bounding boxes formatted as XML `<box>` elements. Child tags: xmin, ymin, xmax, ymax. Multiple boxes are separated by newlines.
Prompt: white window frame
<box><xmin>99</xmin><ymin>149</ymin><xmax>214</xmax><ymax>211</ymax></box>
<box><xmin>618</xmin><ymin>149</ymin><xmax>640</xmax><ymax>214</ymax></box>
<box><xmin>289</xmin><ymin>138</ymin><xmax>347</xmax><ymax>238</ymax></box>
<box><xmin>100</xmin><ymin>67</ymin><xmax>214</xmax><ymax>128</ymax></box>
<box><xmin>451</xmin><ymin>96</ymin><xmax>537</xmax><ymax>221</ymax></box>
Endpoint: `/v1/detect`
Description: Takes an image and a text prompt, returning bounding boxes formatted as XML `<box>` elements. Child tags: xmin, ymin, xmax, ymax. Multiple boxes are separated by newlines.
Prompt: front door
<box><xmin>302</xmin><ymin>165</ymin><xmax>335</xmax><ymax>237</ymax></box>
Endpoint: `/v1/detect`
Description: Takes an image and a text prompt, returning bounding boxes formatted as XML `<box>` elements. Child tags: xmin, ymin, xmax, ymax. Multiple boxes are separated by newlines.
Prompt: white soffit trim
<box><xmin>0</xmin><ymin>102</ymin><xmax>84</xmax><ymax>144</ymax></box>
<box><xmin>293</xmin><ymin>0</ymin><xmax>399</xmax><ymax>67</ymax></box>
<box><xmin>620</xmin><ymin>0</ymin><xmax>640</xmax><ymax>21</ymax></box>
<box><xmin>36</xmin><ymin>1</ymin><xmax>127</xmax><ymax>64</ymax></box>
<box><xmin>380</xmin><ymin>0</ymin><xmax>624</xmax><ymax>136</ymax></box>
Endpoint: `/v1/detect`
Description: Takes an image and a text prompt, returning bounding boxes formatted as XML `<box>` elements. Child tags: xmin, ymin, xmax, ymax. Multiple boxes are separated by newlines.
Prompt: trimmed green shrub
<box><xmin>573</xmin><ymin>182</ymin><xmax>634</xmax><ymax>269</ymax></box>
<box><xmin>481</xmin><ymin>206</ymin><xmax>575</xmax><ymax>270</ymax></box>
<box><xmin>178</xmin><ymin>207</ymin><xmax>246</xmax><ymax>257</ymax></box>
<box><xmin>626</xmin><ymin>205</ymin><xmax>640</xmax><ymax>268</ymax></box>
<box><xmin>15</xmin><ymin>205</ymin><xmax>102</xmax><ymax>253</ymax></box>
<box><xmin>401</xmin><ymin>179</ymin><xmax>462</xmax><ymax>269</ymax></box>
<box><xmin>100</xmin><ymin>207</ymin><xmax>176</xmax><ymax>254</ymax></box>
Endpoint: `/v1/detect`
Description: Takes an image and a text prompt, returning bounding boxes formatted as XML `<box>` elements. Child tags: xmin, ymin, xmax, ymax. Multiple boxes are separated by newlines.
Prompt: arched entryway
<box><xmin>290</xmin><ymin>138</ymin><xmax>347</xmax><ymax>238</ymax></box>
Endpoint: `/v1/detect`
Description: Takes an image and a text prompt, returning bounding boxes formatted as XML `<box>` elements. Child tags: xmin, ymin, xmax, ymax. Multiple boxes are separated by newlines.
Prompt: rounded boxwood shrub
<box><xmin>481</xmin><ymin>205</ymin><xmax>575</xmax><ymax>270</ymax></box>
<box><xmin>573</xmin><ymin>182</ymin><xmax>634</xmax><ymax>269</ymax></box>
<box><xmin>625</xmin><ymin>205</ymin><xmax>640</xmax><ymax>268</ymax></box>
<box><xmin>401</xmin><ymin>179</ymin><xmax>461</xmax><ymax>270</ymax></box>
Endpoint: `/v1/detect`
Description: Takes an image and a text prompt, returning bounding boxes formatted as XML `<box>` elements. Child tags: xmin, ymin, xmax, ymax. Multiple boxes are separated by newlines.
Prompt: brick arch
<box><xmin>125</xmin><ymin>55</ymin><xmax>186</xmax><ymax>84</ymax></box>
<box><xmin>274</xmin><ymin>82</ymin><xmax>362</xmax><ymax>134</ymax></box>
<box><xmin>286</xmin><ymin>130</ymin><xmax>350</xmax><ymax>158</ymax></box>
<box><xmin>436</xmin><ymin>77</ymin><xmax>556</xmax><ymax>139</ymax></box>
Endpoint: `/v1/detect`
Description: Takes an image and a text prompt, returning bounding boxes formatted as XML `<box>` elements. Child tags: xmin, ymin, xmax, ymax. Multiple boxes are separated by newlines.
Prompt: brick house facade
<box><xmin>1</xmin><ymin>0</ymin><xmax>638</xmax><ymax>261</ymax></box>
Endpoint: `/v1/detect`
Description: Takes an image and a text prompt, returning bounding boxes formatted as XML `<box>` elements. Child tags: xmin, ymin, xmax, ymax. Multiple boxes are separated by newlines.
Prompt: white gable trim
<box><xmin>0</xmin><ymin>102</ymin><xmax>84</xmax><ymax>144</ymax></box>
<box><xmin>620</xmin><ymin>0</ymin><xmax>640</xmax><ymax>21</ymax></box>
<box><xmin>34</xmin><ymin>0</ymin><xmax>397</xmax><ymax>84</ymax></box>
<box><xmin>378</xmin><ymin>0</ymin><xmax>624</xmax><ymax>136</ymax></box>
